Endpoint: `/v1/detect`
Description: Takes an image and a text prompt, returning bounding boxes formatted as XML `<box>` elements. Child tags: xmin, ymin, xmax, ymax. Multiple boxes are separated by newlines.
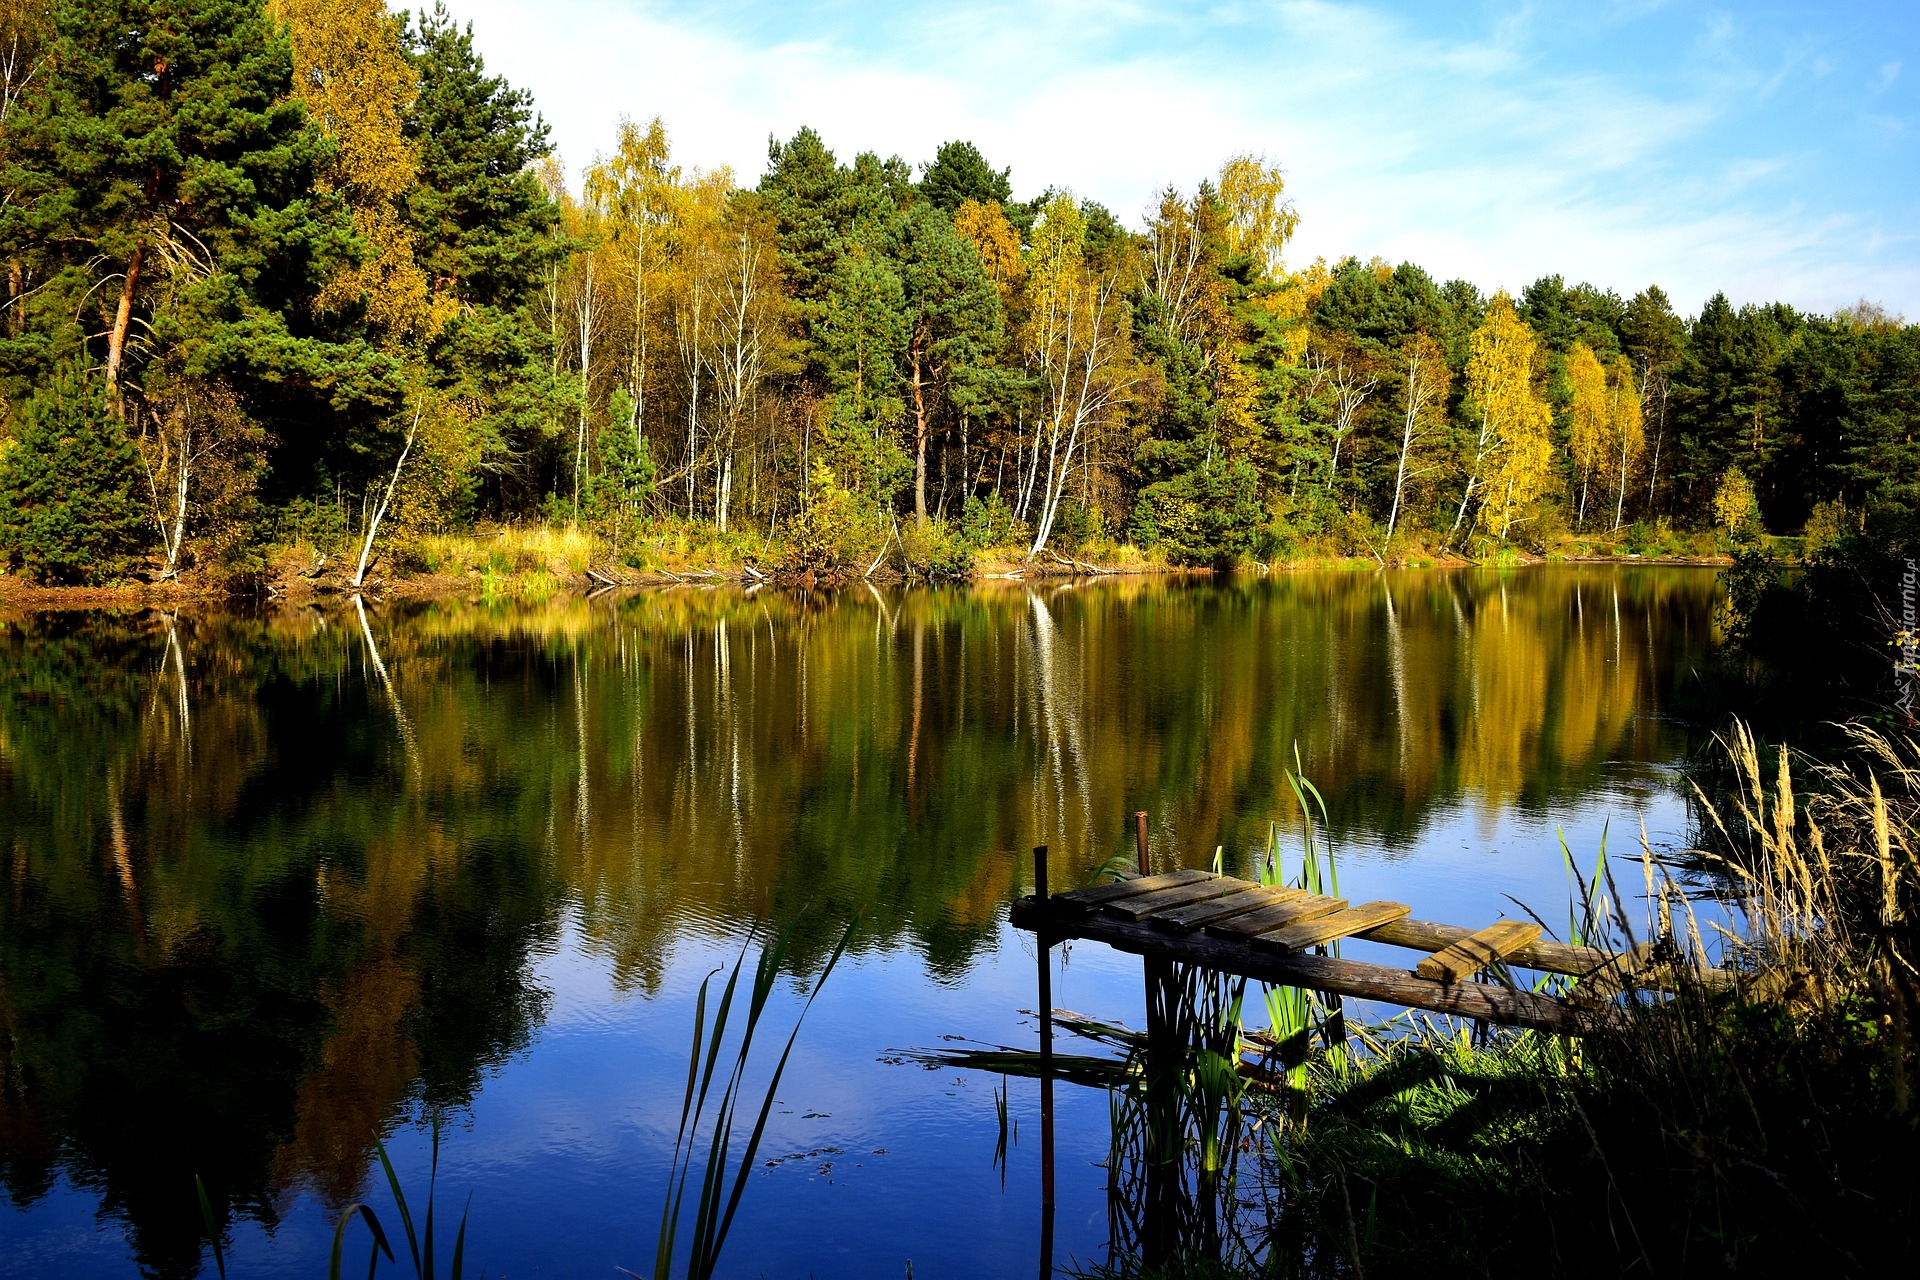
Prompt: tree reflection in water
<box><xmin>0</xmin><ymin>568</ymin><xmax>1718</xmax><ymax>1275</ymax></box>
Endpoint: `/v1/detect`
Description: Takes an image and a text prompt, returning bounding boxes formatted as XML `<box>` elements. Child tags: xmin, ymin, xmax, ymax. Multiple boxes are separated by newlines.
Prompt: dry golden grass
<box><xmin>415</xmin><ymin>525</ymin><xmax>605</xmax><ymax>579</ymax></box>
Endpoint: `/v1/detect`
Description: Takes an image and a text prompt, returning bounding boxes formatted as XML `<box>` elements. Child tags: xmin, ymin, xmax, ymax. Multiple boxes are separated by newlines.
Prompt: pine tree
<box><xmin>404</xmin><ymin>2</ymin><xmax>556</xmax><ymax>311</ymax></box>
<box><xmin>918</xmin><ymin>140</ymin><xmax>1011</xmax><ymax>212</ymax></box>
<box><xmin>895</xmin><ymin>202</ymin><xmax>1002</xmax><ymax>517</ymax></box>
<box><xmin>401</xmin><ymin>1</ymin><xmax>566</xmax><ymax>504</ymax></box>
<box><xmin>0</xmin><ymin>361</ymin><xmax>149</xmax><ymax>583</ymax></box>
<box><xmin>0</xmin><ymin>0</ymin><xmax>367</xmax><ymax>403</ymax></box>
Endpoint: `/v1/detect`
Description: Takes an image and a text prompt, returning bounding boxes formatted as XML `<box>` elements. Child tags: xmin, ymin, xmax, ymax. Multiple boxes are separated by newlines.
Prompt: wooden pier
<box><xmin>1007</xmin><ymin>819</ymin><xmax>1720</xmax><ymax>1272</ymax></box>
<box><xmin>1010</xmin><ymin>861</ymin><xmax>1674</xmax><ymax>1036</ymax></box>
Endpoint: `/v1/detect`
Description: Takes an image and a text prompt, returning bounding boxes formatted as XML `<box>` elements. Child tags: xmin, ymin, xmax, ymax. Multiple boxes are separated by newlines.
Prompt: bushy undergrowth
<box><xmin>1256</xmin><ymin>995</ymin><xmax>1915</xmax><ymax>1277</ymax></box>
<box><xmin>781</xmin><ymin>465</ymin><xmax>888</xmax><ymax>578</ymax></box>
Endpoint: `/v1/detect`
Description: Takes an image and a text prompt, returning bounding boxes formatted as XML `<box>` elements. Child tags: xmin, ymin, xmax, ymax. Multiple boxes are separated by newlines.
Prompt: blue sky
<box><xmin>448</xmin><ymin>0</ymin><xmax>1920</xmax><ymax>317</ymax></box>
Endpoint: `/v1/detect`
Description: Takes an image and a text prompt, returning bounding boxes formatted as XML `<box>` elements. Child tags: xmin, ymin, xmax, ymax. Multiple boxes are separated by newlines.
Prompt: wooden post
<box><xmin>1034</xmin><ymin>845</ymin><xmax>1055</xmax><ymax>1217</ymax></box>
<box><xmin>1134</xmin><ymin>810</ymin><xmax>1149</xmax><ymax>874</ymax></box>
<box><xmin>1142</xmin><ymin>953</ymin><xmax>1177</xmax><ymax>1268</ymax></box>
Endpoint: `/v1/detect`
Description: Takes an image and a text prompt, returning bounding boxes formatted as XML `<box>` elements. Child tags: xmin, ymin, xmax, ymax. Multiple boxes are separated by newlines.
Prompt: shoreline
<box><xmin>0</xmin><ymin>550</ymin><xmax>1734</xmax><ymax>612</ymax></box>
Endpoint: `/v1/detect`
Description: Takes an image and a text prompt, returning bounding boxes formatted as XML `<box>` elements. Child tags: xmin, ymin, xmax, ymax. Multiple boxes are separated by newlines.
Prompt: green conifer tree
<box><xmin>0</xmin><ymin>0</ymin><xmax>370</xmax><ymax>398</ymax></box>
<box><xmin>402</xmin><ymin>2</ymin><xmax>567</xmax><ymax>499</ymax></box>
<box><xmin>0</xmin><ymin>362</ymin><xmax>149</xmax><ymax>583</ymax></box>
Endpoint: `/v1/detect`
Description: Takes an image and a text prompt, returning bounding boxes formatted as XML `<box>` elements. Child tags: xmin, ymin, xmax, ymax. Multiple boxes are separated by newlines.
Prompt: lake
<box><xmin>0</xmin><ymin>566</ymin><xmax>1720</xmax><ymax>1278</ymax></box>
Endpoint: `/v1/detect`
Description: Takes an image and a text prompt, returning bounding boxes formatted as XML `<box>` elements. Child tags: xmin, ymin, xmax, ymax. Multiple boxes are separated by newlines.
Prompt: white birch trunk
<box><xmin>353</xmin><ymin>406</ymin><xmax>421</xmax><ymax>590</ymax></box>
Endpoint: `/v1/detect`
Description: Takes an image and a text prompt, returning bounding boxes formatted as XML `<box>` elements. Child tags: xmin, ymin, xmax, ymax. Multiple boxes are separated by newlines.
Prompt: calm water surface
<box><xmin>0</xmin><ymin>567</ymin><xmax>1720</xmax><ymax>1278</ymax></box>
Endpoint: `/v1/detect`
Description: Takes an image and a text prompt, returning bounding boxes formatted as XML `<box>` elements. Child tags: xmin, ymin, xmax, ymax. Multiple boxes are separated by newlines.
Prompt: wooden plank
<box><xmin>1105</xmin><ymin>876</ymin><xmax>1245</xmax><ymax>921</ymax></box>
<box><xmin>1007</xmin><ymin>897</ymin><xmax>1616</xmax><ymax>1034</ymax></box>
<box><xmin>1054</xmin><ymin>867</ymin><xmax>1210</xmax><ymax>909</ymax></box>
<box><xmin>1415</xmin><ymin>921</ymin><xmax>1542</xmax><ymax>983</ymax></box>
<box><xmin>1360</xmin><ymin>917</ymin><xmax>1612</xmax><ymax>977</ymax></box>
<box><xmin>1360</xmin><ymin>917</ymin><xmax>1735</xmax><ymax>991</ymax></box>
<box><xmin>1152</xmin><ymin>884</ymin><xmax>1302</xmax><ymax>932</ymax></box>
<box><xmin>1206</xmin><ymin>893</ymin><xmax>1346</xmax><ymax>938</ymax></box>
<box><xmin>1259</xmin><ymin>901</ymin><xmax>1411</xmax><ymax>953</ymax></box>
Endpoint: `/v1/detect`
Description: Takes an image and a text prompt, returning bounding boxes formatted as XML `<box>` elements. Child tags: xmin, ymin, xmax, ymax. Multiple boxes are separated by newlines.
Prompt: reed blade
<box><xmin>375</xmin><ymin>1143</ymin><xmax>422</xmax><ymax>1277</ymax></box>
<box><xmin>194</xmin><ymin>1175</ymin><xmax>226</xmax><ymax>1280</ymax></box>
<box><xmin>328</xmin><ymin>1204</ymin><xmax>394</xmax><ymax>1280</ymax></box>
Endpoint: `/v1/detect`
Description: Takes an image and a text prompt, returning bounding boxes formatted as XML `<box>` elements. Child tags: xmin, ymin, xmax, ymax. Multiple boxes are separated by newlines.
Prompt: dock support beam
<box><xmin>1034</xmin><ymin>844</ymin><xmax>1056</xmax><ymax>1278</ymax></box>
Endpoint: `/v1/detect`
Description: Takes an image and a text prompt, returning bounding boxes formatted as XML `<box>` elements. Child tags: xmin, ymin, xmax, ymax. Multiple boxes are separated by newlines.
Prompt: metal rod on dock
<box><xmin>1134</xmin><ymin>810</ymin><xmax>1149</xmax><ymax>873</ymax></box>
<box><xmin>1034</xmin><ymin>844</ymin><xmax>1056</xmax><ymax>1216</ymax></box>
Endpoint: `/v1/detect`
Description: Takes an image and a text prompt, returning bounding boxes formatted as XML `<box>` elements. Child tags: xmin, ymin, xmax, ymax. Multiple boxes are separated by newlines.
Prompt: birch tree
<box><xmin>1144</xmin><ymin>186</ymin><xmax>1215</xmax><ymax>346</ymax></box>
<box><xmin>1459</xmin><ymin>295</ymin><xmax>1551</xmax><ymax>541</ymax></box>
<box><xmin>1318</xmin><ymin>337</ymin><xmax>1377</xmax><ymax>488</ymax></box>
<box><xmin>1565</xmin><ymin>341</ymin><xmax>1608</xmax><ymax>526</ymax></box>
<box><xmin>136</xmin><ymin>379</ymin><xmax>255</xmax><ymax>579</ymax></box>
<box><xmin>1462</xmin><ymin>295</ymin><xmax>1554</xmax><ymax>542</ymax></box>
<box><xmin>1606</xmin><ymin>354</ymin><xmax>1645</xmax><ymax>530</ymax></box>
<box><xmin>709</xmin><ymin>197</ymin><xmax>788</xmax><ymax>532</ymax></box>
<box><xmin>275</xmin><ymin>0</ymin><xmax>430</xmax><ymax>346</ymax></box>
<box><xmin>1022</xmin><ymin>194</ymin><xmax>1133</xmax><ymax>560</ymax></box>
<box><xmin>1381</xmin><ymin>333</ymin><xmax>1450</xmax><ymax>555</ymax></box>
<box><xmin>669</xmin><ymin>170</ymin><xmax>732</xmax><ymax>517</ymax></box>
<box><xmin>584</xmin><ymin>117</ymin><xmax>678</xmax><ymax>452</ymax></box>
<box><xmin>1216</xmin><ymin>153</ymin><xmax>1298</xmax><ymax>282</ymax></box>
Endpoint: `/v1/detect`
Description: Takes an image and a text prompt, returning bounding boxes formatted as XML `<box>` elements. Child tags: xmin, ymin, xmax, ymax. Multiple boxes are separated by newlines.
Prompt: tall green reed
<box><xmin>1258</xmin><ymin>762</ymin><xmax>1341</xmax><ymax>1086</ymax></box>
<box><xmin>198</xmin><ymin>1127</ymin><xmax>466</xmax><ymax>1280</ymax></box>
<box><xmin>195</xmin><ymin>916</ymin><xmax>854</xmax><ymax>1280</ymax></box>
<box><xmin>647</xmin><ymin>915</ymin><xmax>857</xmax><ymax>1280</ymax></box>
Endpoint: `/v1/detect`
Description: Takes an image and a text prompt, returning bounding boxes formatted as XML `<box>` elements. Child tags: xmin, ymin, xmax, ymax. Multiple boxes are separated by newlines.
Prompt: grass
<box><xmin>260</xmin><ymin>510</ymin><xmax>1740</xmax><ymax>600</ymax></box>
<box><xmin>1547</xmin><ymin>518</ymin><xmax>1726</xmax><ymax>561</ymax></box>
<box><xmin>415</xmin><ymin>526</ymin><xmax>603</xmax><ymax>581</ymax></box>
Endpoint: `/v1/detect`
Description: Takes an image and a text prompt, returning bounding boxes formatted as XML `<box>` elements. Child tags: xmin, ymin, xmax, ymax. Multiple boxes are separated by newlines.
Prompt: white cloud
<box><xmin>440</xmin><ymin>0</ymin><xmax>1920</xmax><ymax>316</ymax></box>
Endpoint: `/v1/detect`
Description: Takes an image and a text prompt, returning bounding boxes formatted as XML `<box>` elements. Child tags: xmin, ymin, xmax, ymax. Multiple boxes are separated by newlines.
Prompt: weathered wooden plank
<box><xmin>1152</xmin><ymin>884</ymin><xmax>1301</xmax><ymax>932</ymax></box>
<box><xmin>1105</xmin><ymin>876</ymin><xmax>1244</xmax><ymax>921</ymax></box>
<box><xmin>1415</xmin><ymin>921</ymin><xmax>1543</xmax><ymax>983</ymax></box>
<box><xmin>1007</xmin><ymin>897</ymin><xmax>1615</xmax><ymax>1034</ymax></box>
<box><xmin>1205</xmin><ymin>893</ymin><xmax>1346</xmax><ymax>938</ymax></box>
<box><xmin>1259</xmin><ymin>901</ymin><xmax>1411</xmax><ymax>953</ymax></box>
<box><xmin>1054</xmin><ymin>867</ymin><xmax>1210</xmax><ymax>909</ymax></box>
<box><xmin>1360</xmin><ymin>918</ymin><xmax>1734</xmax><ymax>990</ymax></box>
<box><xmin>1359</xmin><ymin>917</ymin><xmax>1610</xmax><ymax>976</ymax></box>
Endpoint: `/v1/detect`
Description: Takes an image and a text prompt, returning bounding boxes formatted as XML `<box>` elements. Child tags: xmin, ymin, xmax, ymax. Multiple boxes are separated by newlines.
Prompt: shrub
<box><xmin>1715</xmin><ymin>467</ymin><xmax>1763</xmax><ymax>539</ymax></box>
<box><xmin>1519</xmin><ymin>499</ymin><xmax>1568</xmax><ymax>555</ymax></box>
<box><xmin>0</xmin><ymin>363</ymin><xmax>150</xmax><ymax>585</ymax></box>
<box><xmin>1129</xmin><ymin>460</ymin><xmax>1262</xmax><ymax>566</ymax></box>
<box><xmin>899</xmin><ymin>515</ymin><xmax>972</xmax><ymax>580</ymax></box>
<box><xmin>1803</xmin><ymin>498</ymin><xmax>1852</xmax><ymax>555</ymax></box>
<box><xmin>1328</xmin><ymin>505</ymin><xmax>1380</xmax><ymax>558</ymax></box>
<box><xmin>781</xmin><ymin>464</ymin><xmax>885</xmax><ymax>578</ymax></box>
<box><xmin>959</xmin><ymin>493</ymin><xmax>1026</xmax><ymax>550</ymax></box>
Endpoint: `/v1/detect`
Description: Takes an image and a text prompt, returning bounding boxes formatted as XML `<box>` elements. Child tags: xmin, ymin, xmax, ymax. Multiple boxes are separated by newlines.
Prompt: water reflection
<box><xmin>0</xmin><ymin>567</ymin><xmax>1718</xmax><ymax>1275</ymax></box>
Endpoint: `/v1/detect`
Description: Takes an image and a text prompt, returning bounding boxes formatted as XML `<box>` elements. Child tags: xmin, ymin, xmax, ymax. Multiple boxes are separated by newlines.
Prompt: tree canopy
<box><xmin>1</xmin><ymin>0</ymin><xmax>1914</xmax><ymax>584</ymax></box>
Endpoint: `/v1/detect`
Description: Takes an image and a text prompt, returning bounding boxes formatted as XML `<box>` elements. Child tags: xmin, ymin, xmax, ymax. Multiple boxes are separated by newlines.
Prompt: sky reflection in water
<box><xmin>0</xmin><ymin>567</ymin><xmax>1720</xmax><ymax>1278</ymax></box>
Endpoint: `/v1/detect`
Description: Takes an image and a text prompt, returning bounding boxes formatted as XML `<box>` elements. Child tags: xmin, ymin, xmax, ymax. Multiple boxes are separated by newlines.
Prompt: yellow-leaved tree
<box><xmin>584</xmin><ymin>117</ymin><xmax>681</xmax><ymax>451</ymax></box>
<box><xmin>1217</xmin><ymin>153</ymin><xmax>1299</xmax><ymax>282</ymax></box>
<box><xmin>952</xmin><ymin>198</ymin><xmax>1024</xmax><ymax>305</ymax></box>
<box><xmin>273</xmin><ymin>0</ymin><xmax>432</xmax><ymax>346</ymax></box>
<box><xmin>667</xmin><ymin>168</ymin><xmax>734</xmax><ymax>519</ymax></box>
<box><xmin>1714</xmin><ymin>468</ymin><xmax>1761</xmax><ymax>538</ymax></box>
<box><xmin>1564</xmin><ymin>341</ymin><xmax>1608</xmax><ymax>527</ymax></box>
<box><xmin>1459</xmin><ymin>293</ymin><xmax>1553</xmax><ymax>543</ymax></box>
<box><xmin>1604</xmin><ymin>354</ymin><xmax>1644</xmax><ymax>530</ymax></box>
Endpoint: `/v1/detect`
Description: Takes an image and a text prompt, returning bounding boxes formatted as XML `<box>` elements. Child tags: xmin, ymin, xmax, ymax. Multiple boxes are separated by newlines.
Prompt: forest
<box><xmin>1</xmin><ymin>0</ymin><xmax>1917</xmax><ymax>588</ymax></box>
